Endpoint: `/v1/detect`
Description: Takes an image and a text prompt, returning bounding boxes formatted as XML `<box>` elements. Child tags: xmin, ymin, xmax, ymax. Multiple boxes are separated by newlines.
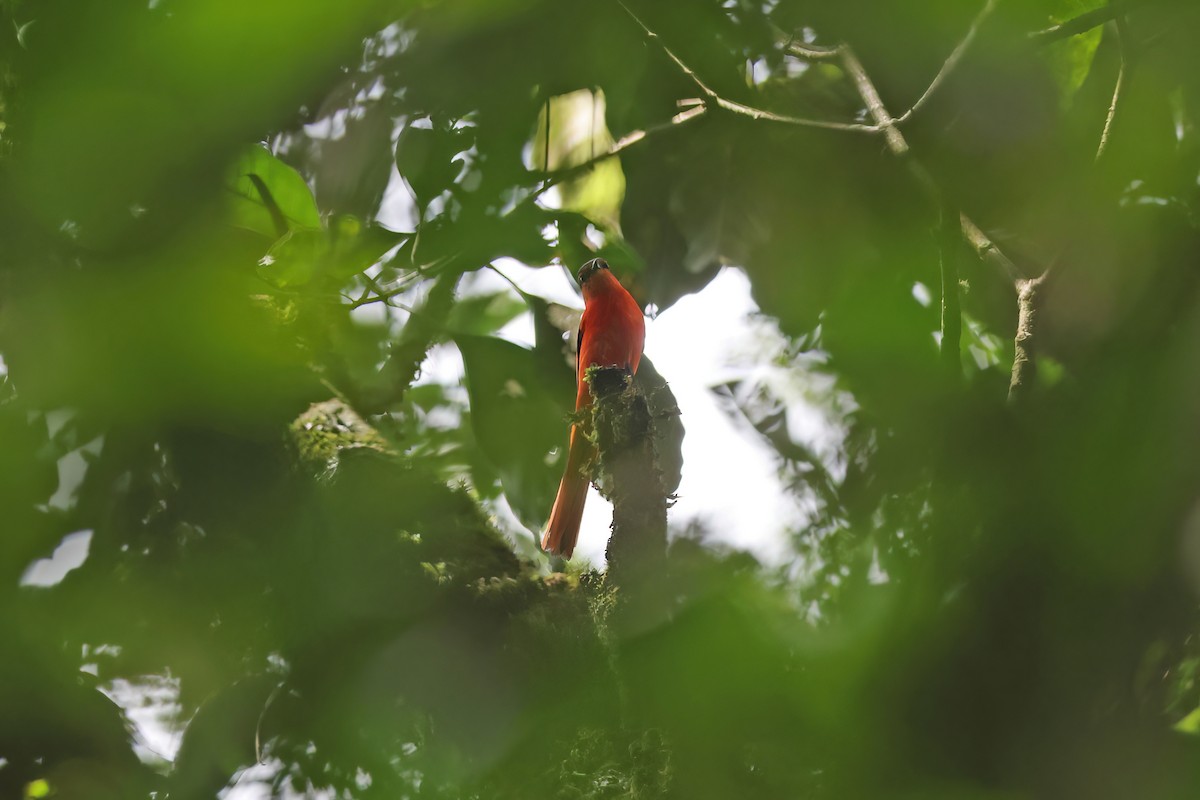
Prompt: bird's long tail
<box><xmin>542</xmin><ymin>423</ymin><xmax>591</xmax><ymax>558</ymax></box>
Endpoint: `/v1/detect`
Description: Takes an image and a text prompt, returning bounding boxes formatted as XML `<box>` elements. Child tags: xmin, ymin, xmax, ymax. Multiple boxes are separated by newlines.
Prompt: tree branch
<box><xmin>940</xmin><ymin>203</ymin><xmax>963</xmax><ymax>379</ymax></box>
<box><xmin>532</xmin><ymin>104</ymin><xmax>707</xmax><ymax>197</ymax></box>
<box><xmin>1095</xmin><ymin>10</ymin><xmax>1133</xmax><ymax>162</ymax></box>
<box><xmin>351</xmin><ymin>271</ymin><xmax>422</xmax><ymax>309</ymax></box>
<box><xmin>893</xmin><ymin>0</ymin><xmax>999</xmax><ymax>125</ymax></box>
<box><xmin>960</xmin><ymin>214</ymin><xmax>1022</xmax><ymax>283</ymax></box>
<box><xmin>619</xmin><ymin>1</ymin><xmax>881</xmax><ymax>134</ymax></box>
<box><xmin>834</xmin><ymin>42</ymin><xmax>1026</xmax><ymax>290</ymax></box>
<box><xmin>632</xmin><ymin>0</ymin><xmax>1038</xmax><ymax>401</ymax></box>
<box><xmin>839</xmin><ymin>46</ymin><xmax>908</xmax><ymax>154</ymax></box>
<box><xmin>787</xmin><ymin>0</ymin><xmax>998</xmax><ymax>128</ymax></box>
<box><xmin>1007</xmin><ymin>271</ymin><xmax>1049</xmax><ymax>402</ymax></box>
<box><xmin>587</xmin><ymin>366</ymin><xmax>668</xmax><ymax>579</ymax></box>
<box><xmin>787</xmin><ymin>41</ymin><xmax>841</xmax><ymax>61</ymax></box>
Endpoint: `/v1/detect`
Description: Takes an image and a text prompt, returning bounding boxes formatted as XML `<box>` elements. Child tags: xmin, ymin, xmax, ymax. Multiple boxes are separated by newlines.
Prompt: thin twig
<box><xmin>351</xmin><ymin>270</ymin><xmax>424</xmax><ymax>309</ymax></box>
<box><xmin>828</xmin><ymin>38</ymin><xmax>1027</xmax><ymax>291</ymax></box>
<box><xmin>356</xmin><ymin>269</ymin><xmax>387</xmax><ymax>305</ymax></box>
<box><xmin>1094</xmin><ymin>60</ymin><xmax>1126</xmax><ymax>163</ymax></box>
<box><xmin>1029</xmin><ymin>2</ymin><xmax>1124</xmax><ymax>45</ymax></box>
<box><xmin>484</xmin><ymin>262</ymin><xmax>524</xmax><ymax>295</ymax></box>
<box><xmin>543</xmin><ymin>96</ymin><xmax>551</xmax><ymax>174</ymax></box>
<box><xmin>533</xmin><ymin>104</ymin><xmax>707</xmax><ymax>197</ymax></box>
<box><xmin>628</xmin><ymin>0</ymin><xmax>1036</xmax><ymax>399</ymax></box>
<box><xmin>940</xmin><ymin>202</ymin><xmax>963</xmax><ymax>379</ymax></box>
<box><xmin>255</xmin><ymin>681</ymin><xmax>287</xmax><ymax>764</ymax></box>
<box><xmin>787</xmin><ymin>41</ymin><xmax>841</xmax><ymax>61</ymax></box>
<box><xmin>894</xmin><ymin>0</ymin><xmax>1000</xmax><ymax>124</ymax></box>
<box><xmin>619</xmin><ymin>0</ymin><xmax>881</xmax><ymax>133</ymax></box>
<box><xmin>837</xmin><ymin>36</ymin><xmax>1032</xmax><ymax>398</ymax></box>
<box><xmin>788</xmin><ymin>0</ymin><xmax>998</xmax><ymax>128</ymax></box>
<box><xmin>1095</xmin><ymin>11</ymin><xmax>1132</xmax><ymax>162</ymax></box>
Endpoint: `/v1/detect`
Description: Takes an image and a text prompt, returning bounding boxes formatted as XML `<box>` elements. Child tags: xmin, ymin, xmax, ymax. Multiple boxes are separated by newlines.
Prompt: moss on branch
<box><xmin>585</xmin><ymin>366</ymin><xmax>669</xmax><ymax>580</ymax></box>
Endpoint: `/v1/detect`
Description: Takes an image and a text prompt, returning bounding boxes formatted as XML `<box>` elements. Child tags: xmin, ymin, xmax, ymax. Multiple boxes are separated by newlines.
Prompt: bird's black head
<box><xmin>577</xmin><ymin>258</ymin><xmax>610</xmax><ymax>285</ymax></box>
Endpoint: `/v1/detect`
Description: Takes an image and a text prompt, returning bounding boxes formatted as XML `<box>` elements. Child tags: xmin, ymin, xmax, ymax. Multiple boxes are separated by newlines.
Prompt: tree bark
<box><xmin>587</xmin><ymin>367</ymin><xmax>668</xmax><ymax>580</ymax></box>
<box><xmin>1008</xmin><ymin>273</ymin><xmax>1048</xmax><ymax>403</ymax></box>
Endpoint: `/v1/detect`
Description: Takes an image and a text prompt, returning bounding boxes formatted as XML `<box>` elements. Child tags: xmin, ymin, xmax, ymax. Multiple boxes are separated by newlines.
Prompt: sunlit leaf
<box><xmin>1175</xmin><ymin>706</ymin><xmax>1200</xmax><ymax>735</ymax></box>
<box><xmin>24</xmin><ymin>779</ymin><xmax>51</xmax><ymax>799</ymax></box>
<box><xmin>532</xmin><ymin>89</ymin><xmax>626</xmax><ymax>233</ymax></box>
<box><xmin>228</xmin><ymin>145</ymin><xmax>322</xmax><ymax>237</ymax></box>
<box><xmin>1040</xmin><ymin>0</ymin><xmax>1106</xmax><ymax>106</ymax></box>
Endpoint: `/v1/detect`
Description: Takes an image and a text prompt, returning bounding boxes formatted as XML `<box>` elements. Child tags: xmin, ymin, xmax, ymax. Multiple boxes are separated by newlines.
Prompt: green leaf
<box><xmin>1040</xmin><ymin>0</ymin><xmax>1106</xmax><ymax>106</ymax></box>
<box><xmin>257</xmin><ymin>217</ymin><xmax>408</xmax><ymax>289</ymax></box>
<box><xmin>394</xmin><ymin>121</ymin><xmax>472</xmax><ymax>208</ymax></box>
<box><xmin>533</xmin><ymin>90</ymin><xmax>625</xmax><ymax>233</ymax></box>
<box><xmin>456</xmin><ymin>334</ymin><xmax>572</xmax><ymax>530</ymax></box>
<box><xmin>227</xmin><ymin>145</ymin><xmax>322</xmax><ymax>237</ymax></box>
<box><xmin>1174</xmin><ymin>706</ymin><xmax>1200</xmax><ymax>735</ymax></box>
<box><xmin>444</xmin><ymin>291</ymin><xmax>529</xmax><ymax>337</ymax></box>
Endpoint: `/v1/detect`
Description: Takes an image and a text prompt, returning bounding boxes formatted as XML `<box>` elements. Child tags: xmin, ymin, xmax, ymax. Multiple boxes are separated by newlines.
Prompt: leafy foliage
<box><xmin>2</xmin><ymin>0</ymin><xmax>1200</xmax><ymax>798</ymax></box>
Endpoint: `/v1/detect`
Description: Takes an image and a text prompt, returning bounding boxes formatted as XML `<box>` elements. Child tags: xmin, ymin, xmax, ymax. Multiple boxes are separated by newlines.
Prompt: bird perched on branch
<box><xmin>542</xmin><ymin>258</ymin><xmax>646</xmax><ymax>558</ymax></box>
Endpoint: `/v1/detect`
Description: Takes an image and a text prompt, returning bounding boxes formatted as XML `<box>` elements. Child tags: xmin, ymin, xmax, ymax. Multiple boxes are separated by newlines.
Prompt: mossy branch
<box><xmin>584</xmin><ymin>366</ymin><xmax>669</xmax><ymax>579</ymax></box>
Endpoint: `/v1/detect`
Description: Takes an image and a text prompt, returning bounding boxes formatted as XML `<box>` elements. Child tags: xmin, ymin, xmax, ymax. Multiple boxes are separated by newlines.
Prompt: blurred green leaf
<box><xmin>444</xmin><ymin>291</ymin><xmax>528</xmax><ymax>336</ymax></box>
<box><xmin>257</xmin><ymin>216</ymin><xmax>407</xmax><ymax>288</ymax></box>
<box><xmin>1175</xmin><ymin>707</ymin><xmax>1200</xmax><ymax>735</ymax></box>
<box><xmin>1040</xmin><ymin>0</ymin><xmax>1106</xmax><ymax>106</ymax></box>
<box><xmin>456</xmin><ymin>334</ymin><xmax>570</xmax><ymax>529</ymax></box>
<box><xmin>24</xmin><ymin>779</ymin><xmax>50</xmax><ymax>799</ymax></box>
<box><xmin>4</xmin><ymin>1</ymin><xmax>1200</xmax><ymax>797</ymax></box>
<box><xmin>229</xmin><ymin>145</ymin><xmax>322</xmax><ymax>237</ymax></box>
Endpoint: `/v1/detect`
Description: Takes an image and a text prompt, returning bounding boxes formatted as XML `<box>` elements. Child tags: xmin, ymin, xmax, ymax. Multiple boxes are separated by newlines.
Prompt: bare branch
<box><xmin>787</xmin><ymin>41</ymin><xmax>841</xmax><ymax>61</ymax></box>
<box><xmin>894</xmin><ymin>0</ymin><xmax>1000</xmax><ymax>125</ymax></box>
<box><xmin>532</xmin><ymin>104</ymin><xmax>707</xmax><ymax>197</ymax></box>
<box><xmin>351</xmin><ymin>268</ymin><xmax>427</xmax><ymax>309</ymax></box>
<box><xmin>618</xmin><ymin>1</ymin><xmax>881</xmax><ymax>134</ymax></box>
<box><xmin>1095</xmin><ymin>60</ymin><xmax>1126</xmax><ymax>163</ymax></box>
<box><xmin>835</xmin><ymin>41</ymin><xmax>1029</xmax><ymax>292</ymax></box>
<box><xmin>631</xmin><ymin>0</ymin><xmax>1039</xmax><ymax>401</ymax></box>
<box><xmin>960</xmin><ymin>214</ymin><xmax>1022</xmax><ymax>283</ymax></box>
<box><xmin>1008</xmin><ymin>271</ymin><xmax>1049</xmax><ymax>402</ymax></box>
<box><xmin>839</xmin><ymin>46</ymin><xmax>908</xmax><ymax>154</ymax></box>
<box><xmin>787</xmin><ymin>0</ymin><xmax>997</xmax><ymax>131</ymax></box>
<box><xmin>1095</xmin><ymin>12</ymin><xmax>1132</xmax><ymax>162</ymax></box>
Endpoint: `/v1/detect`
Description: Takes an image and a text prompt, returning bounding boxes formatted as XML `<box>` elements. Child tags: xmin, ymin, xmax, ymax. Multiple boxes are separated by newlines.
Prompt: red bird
<box><xmin>542</xmin><ymin>258</ymin><xmax>646</xmax><ymax>558</ymax></box>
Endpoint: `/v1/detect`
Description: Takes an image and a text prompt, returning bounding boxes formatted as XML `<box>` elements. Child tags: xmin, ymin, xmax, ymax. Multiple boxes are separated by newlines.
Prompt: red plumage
<box><xmin>542</xmin><ymin>259</ymin><xmax>646</xmax><ymax>558</ymax></box>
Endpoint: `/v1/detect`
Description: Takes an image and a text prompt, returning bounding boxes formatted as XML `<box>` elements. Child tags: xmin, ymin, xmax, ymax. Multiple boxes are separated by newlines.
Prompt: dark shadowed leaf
<box><xmin>456</xmin><ymin>334</ymin><xmax>572</xmax><ymax>529</ymax></box>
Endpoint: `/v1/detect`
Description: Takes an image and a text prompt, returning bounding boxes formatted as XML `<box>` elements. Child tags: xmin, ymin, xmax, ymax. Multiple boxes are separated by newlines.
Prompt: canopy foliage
<box><xmin>2</xmin><ymin>0</ymin><xmax>1200</xmax><ymax>798</ymax></box>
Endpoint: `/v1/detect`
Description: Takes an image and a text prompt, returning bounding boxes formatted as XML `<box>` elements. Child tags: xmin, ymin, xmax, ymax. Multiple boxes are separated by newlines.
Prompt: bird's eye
<box><xmin>577</xmin><ymin>258</ymin><xmax>607</xmax><ymax>283</ymax></box>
